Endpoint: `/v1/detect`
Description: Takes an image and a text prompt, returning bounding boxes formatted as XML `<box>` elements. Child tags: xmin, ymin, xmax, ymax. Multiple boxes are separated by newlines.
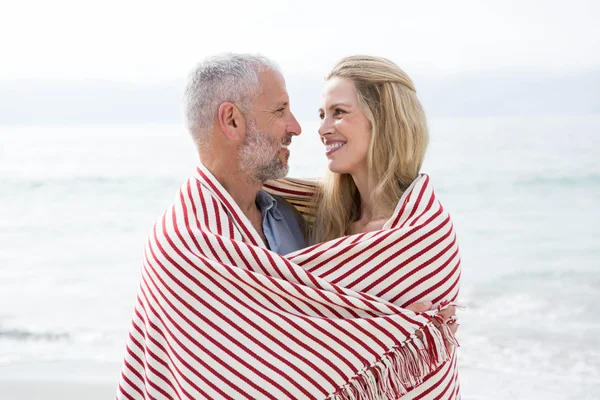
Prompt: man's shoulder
<box><xmin>271</xmin><ymin>193</ymin><xmax>291</xmax><ymax>207</ymax></box>
<box><xmin>271</xmin><ymin>194</ymin><xmax>300</xmax><ymax>216</ymax></box>
<box><xmin>271</xmin><ymin>194</ymin><xmax>307</xmax><ymax>232</ymax></box>
<box><xmin>155</xmin><ymin>177</ymin><xmax>211</xmax><ymax>223</ymax></box>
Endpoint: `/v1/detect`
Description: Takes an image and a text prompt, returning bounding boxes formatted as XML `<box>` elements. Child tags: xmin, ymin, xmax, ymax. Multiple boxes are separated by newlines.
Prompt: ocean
<box><xmin>1</xmin><ymin>115</ymin><xmax>599</xmax><ymax>399</ymax></box>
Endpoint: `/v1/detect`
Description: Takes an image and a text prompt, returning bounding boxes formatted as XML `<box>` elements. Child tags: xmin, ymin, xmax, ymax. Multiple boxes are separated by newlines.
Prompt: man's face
<box><xmin>239</xmin><ymin>70</ymin><xmax>302</xmax><ymax>183</ymax></box>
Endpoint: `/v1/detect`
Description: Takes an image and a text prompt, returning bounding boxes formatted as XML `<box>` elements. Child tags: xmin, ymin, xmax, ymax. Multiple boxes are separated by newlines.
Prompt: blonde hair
<box><xmin>311</xmin><ymin>56</ymin><xmax>429</xmax><ymax>244</ymax></box>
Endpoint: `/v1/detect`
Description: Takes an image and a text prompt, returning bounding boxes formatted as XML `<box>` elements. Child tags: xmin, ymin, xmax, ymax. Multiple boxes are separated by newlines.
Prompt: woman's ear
<box><xmin>217</xmin><ymin>102</ymin><xmax>245</xmax><ymax>141</ymax></box>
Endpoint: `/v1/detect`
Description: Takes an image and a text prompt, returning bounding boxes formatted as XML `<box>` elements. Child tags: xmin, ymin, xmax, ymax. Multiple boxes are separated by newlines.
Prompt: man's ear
<box><xmin>217</xmin><ymin>102</ymin><xmax>245</xmax><ymax>141</ymax></box>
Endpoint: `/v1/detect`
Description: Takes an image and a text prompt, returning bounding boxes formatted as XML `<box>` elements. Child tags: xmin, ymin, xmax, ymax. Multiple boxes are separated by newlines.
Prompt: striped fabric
<box><xmin>117</xmin><ymin>164</ymin><xmax>462</xmax><ymax>400</ymax></box>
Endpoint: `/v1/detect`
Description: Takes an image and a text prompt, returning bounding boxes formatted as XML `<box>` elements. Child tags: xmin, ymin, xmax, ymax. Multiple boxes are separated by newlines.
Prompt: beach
<box><xmin>0</xmin><ymin>380</ymin><xmax>114</xmax><ymax>400</ymax></box>
<box><xmin>0</xmin><ymin>360</ymin><xmax>117</xmax><ymax>399</ymax></box>
<box><xmin>1</xmin><ymin>116</ymin><xmax>599</xmax><ymax>399</ymax></box>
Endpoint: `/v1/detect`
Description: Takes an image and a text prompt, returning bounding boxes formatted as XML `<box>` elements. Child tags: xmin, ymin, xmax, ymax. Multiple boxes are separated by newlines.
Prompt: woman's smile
<box><xmin>324</xmin><ymin>140</ymin><xmax>347</xmax><ymax>156</ymax></box>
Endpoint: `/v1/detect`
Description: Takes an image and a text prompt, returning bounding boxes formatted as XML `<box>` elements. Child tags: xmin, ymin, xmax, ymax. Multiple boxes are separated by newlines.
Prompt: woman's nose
<box><xmin>318</xmin><ymin>119</ymin><xmax>333</xmax><ymax>137</ymax></box>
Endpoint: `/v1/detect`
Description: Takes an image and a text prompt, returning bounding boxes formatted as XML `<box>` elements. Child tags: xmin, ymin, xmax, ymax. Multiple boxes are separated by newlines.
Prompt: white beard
<box><xmin>239</xmin><ymin>120</ymin><xmax>289</xmax><ymax>183</ymax></box>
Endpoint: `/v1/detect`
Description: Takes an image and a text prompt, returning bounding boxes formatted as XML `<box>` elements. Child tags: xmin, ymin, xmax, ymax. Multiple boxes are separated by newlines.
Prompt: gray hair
<box><xmin>183</xmin><ymin>53</ymin><xmax>280</xmax><ymax>146</ymax></box>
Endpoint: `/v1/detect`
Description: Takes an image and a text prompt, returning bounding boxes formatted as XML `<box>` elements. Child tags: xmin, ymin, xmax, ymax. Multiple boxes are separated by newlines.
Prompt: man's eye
<box><xmin>277</xmin><ymin>108</ymin><xmax>285</xmax><ymax>113</ymax></box>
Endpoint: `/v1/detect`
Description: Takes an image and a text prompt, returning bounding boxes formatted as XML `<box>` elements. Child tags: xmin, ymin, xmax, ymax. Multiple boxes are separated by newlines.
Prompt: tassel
<box><xmin>327</xmin><ymin>320</ymin><xmax>455</xmax><ymax>400</ymax></box>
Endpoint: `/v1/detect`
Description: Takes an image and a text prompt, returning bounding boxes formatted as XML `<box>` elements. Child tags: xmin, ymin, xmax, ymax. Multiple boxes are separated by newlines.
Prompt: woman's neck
<box><xmin>351</xmin><ymin>168</ymin><xmax>384</xmax><ymax>222</ymax></box>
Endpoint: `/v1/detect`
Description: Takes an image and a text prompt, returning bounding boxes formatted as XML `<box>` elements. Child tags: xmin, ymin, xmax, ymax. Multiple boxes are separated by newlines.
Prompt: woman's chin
<box><xmin>327</xmin><ymin>161</ymin><xmax>349</xmax><ymax>175</ymax></box>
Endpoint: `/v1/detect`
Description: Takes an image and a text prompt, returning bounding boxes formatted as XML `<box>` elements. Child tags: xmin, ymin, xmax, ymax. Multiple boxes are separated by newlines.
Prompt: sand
<box><xmin>0</xmin><ymin>379</ymin><xmax>115</xmax><ymax>400</ymax></box>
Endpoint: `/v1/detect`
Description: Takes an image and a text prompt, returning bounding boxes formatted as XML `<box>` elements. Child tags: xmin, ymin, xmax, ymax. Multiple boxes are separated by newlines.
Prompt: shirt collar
<box><xmin>255</xmin><ymin>190</ymin><xmax>282</xmax><ymax>221</ymax></box>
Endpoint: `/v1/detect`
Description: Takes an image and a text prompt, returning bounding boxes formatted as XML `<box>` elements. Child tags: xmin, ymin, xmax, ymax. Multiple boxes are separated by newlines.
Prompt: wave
<box><xmin>515</xmin><ymin>174</ymin><xmax>600</xmax><ymax>188</ymax></box>
<box><xmin>0</xmin><ymin>176</ymin><xmax>183</xmax><ymax>191</ymax></box>
<box><xmin>0</xmin><ymin>327</ymin><xmax>70</xmax><ymax>342</ymax></box>
<box><xmin>5</xmin><ymin>172</ymin><xmax>600</xmax><ymax>190</ymax></box>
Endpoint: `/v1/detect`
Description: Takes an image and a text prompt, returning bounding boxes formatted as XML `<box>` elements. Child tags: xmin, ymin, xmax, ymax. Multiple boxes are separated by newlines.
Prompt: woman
<box><xmin>313</xmin><ymin>55</ymin><xmax>430</xmax><ymax>243</ymax></box>
<box><xmin>268</xmin><ymin>55</ymin><xmax>461</xmax><ymax>398</ymax></box>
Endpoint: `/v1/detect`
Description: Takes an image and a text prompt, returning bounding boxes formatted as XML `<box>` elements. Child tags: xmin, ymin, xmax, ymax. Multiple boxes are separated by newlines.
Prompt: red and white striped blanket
<box><xmin>117</xmin><ymin>163</ymin><xmax>462</xmax><ymax>400</ymax></box>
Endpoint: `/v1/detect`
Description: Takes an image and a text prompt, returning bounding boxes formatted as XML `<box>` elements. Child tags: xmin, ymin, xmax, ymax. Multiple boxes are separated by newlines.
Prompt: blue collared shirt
<box><xmin>255</xmin><ymin>190</ymin><xmax>308</xmax><ymax>255</ymax></box>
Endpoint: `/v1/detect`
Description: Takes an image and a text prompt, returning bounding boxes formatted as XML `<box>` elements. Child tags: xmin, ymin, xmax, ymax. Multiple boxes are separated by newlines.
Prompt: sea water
<box><xmin>0</xmin><ymin>115</ymin><xmax>599</xmax><ymax>399</ymax></box>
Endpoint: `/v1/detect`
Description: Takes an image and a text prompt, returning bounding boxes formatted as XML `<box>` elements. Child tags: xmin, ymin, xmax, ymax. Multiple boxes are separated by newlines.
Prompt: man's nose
<box><xmin>288</xmin><ymin>112</ymin><xmax>302</xmax><ymax>136</ymax></box>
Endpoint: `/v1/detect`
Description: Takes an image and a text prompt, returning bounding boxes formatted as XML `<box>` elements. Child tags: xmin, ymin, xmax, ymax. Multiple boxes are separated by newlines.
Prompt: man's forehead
<box><xmin>258</xmin><ymin>70</ymin><xmax>289</xmax><ymax>105</ymax></box>
<box><xmin>259</xmin><ymin>69</ymin><xmax>285</xmax><ymax>86</ymax></box>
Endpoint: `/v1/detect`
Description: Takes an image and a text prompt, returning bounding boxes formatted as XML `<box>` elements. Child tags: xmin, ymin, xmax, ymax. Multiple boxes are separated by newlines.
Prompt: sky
<box><xmin>2</xmin><ymin>0</ymin><xmax>599</xmax><ymax>83</ymax></box>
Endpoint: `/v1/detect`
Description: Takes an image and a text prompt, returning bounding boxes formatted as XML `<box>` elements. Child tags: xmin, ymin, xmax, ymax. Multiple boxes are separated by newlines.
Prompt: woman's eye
<box><xmin>318</xmin><ymin>113</ymin><xmax>324</xmax><ymax>120</ymax></box>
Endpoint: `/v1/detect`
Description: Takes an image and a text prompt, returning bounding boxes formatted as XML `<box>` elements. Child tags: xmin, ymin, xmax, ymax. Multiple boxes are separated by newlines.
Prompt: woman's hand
<box><xmin>405</xmin><ymin>301</ymin><xmax>459</xmax><ymax>334</ymax></box>
<box><xmin>405</xmin><ymin>301</ymin><xmax>460</xmax><ymax>353</ymax></box>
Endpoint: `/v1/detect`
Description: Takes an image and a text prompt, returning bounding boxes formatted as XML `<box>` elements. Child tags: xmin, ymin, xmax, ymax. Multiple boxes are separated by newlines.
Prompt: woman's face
<box><xmin>318</xmin><ymin>77</ymin><xmax>371</xmax><ymax>175</ymax></box>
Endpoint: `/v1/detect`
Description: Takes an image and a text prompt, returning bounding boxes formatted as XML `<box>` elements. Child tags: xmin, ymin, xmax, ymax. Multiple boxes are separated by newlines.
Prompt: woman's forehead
<box><xmin>321</xmin><ymin>77</ymin><xmax>358</xmax><ymax>105</ymax></box>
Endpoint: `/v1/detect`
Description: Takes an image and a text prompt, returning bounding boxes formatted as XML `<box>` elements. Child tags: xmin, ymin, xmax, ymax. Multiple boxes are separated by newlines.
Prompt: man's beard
<box><xmin>239</xmin><ymin>119</ymin><xmax>290</xmax><ymax>184</ymax></box>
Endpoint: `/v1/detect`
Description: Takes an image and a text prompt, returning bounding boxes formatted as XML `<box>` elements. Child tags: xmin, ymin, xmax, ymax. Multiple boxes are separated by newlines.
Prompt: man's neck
<box><xmin>201</xmin><ymin>159</ymin><xmax>262</xmax><ymax>216</ymax></box>
<box><xmin>204</xmin><ymin>160</ymin><xmax>268</xmax><ymax>245</ymax></box>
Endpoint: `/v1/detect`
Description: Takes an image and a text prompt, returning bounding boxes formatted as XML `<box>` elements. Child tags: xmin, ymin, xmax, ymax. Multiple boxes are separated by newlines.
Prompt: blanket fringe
<box><xmin>327</xmin><ymin>322</ymin><xmax>456</xmax><ymax>400</ymax></box>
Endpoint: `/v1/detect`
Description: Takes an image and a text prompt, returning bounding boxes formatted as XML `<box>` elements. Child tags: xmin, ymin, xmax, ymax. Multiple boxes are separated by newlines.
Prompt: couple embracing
<box><xmin>117</xmin><ymin>53</ymin><xmax>462</xmax><ymax>400</ymax></box>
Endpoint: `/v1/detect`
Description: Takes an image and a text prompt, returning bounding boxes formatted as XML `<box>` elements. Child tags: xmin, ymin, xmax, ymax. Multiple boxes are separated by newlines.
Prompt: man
<box><xmin>182</xmin><ymin>54</ymin><xmax>307</xmax><ymax>255</ymax></box>
<box><xmin>117</xmin><ymin>53</ymin><xmax>457</xmax><ymax>400</ymax></box>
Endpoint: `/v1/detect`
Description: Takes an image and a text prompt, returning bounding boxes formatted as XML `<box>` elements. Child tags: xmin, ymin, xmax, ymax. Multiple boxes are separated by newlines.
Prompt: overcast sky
<box><xmin>2</xmin><ymin>0</ymin><xmax>599</xmax><ymax>83</ymax></box>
